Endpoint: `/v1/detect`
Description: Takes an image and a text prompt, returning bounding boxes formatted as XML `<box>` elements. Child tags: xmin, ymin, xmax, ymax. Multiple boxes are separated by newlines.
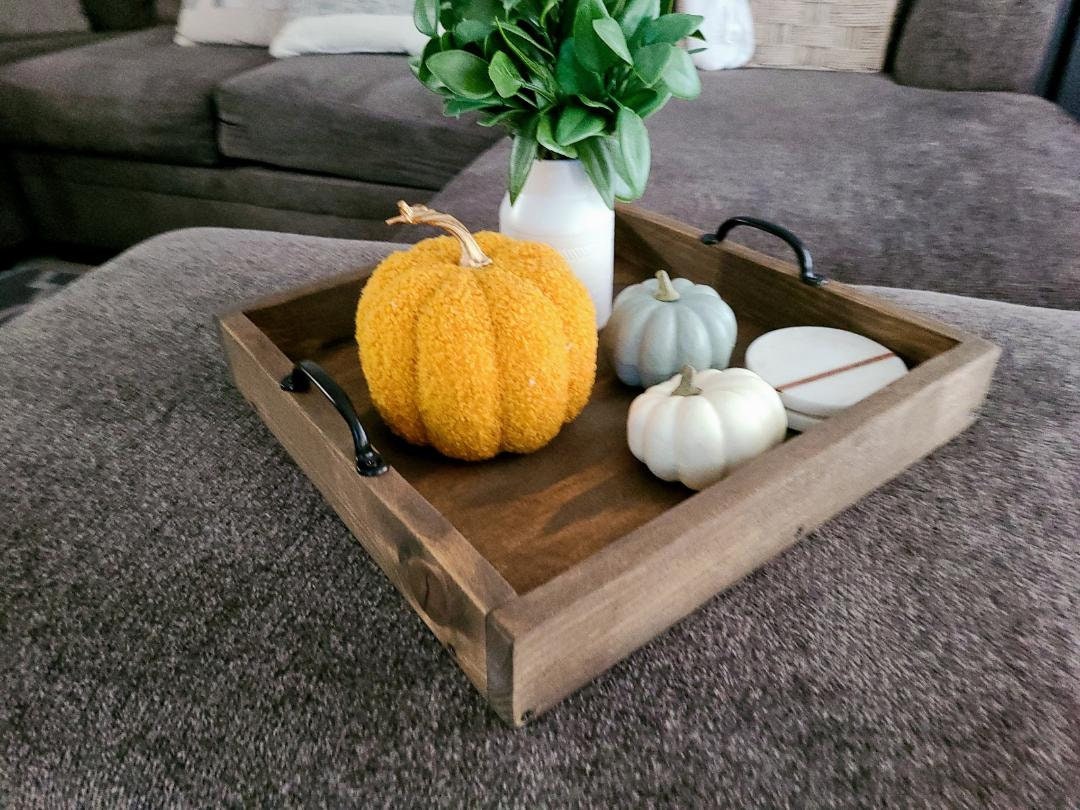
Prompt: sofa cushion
<box><xmin>893</xmin><ymin>0</ymin><xmax>1065</xmax><ymax>93</ymax></box>
<box><xmin>81</xmin><ymin>0</ymin><xmax>157</xmax><ymax>31</ymax></box>
<box><xmin>0</xmin><ymin>32</ymin><xmax>115</xmax><ymax>66</ymax></box>
<box><xmin>0</xmin><ymin>27</ymin><xmax>272</xmax><ymax>165</ymax></box>
<box><xmin>0</xmin><ymin>0</ymin><xmax>89</xmax><ymax>36</ymax></box>
<box><xmin>0</xmin><ymin>228</ymin><xmax>1076</xmax><ymax>805</ymax></box>
<box><xmin>0</xmin><ymin>159</ymin><xmax>29</xmax><ymax>249</ymax></box>
<box><xmin>10</xmin><ymin>150</ymin><xmax>433</xmax><ymax>249</ymax></box>
<box><xmin>430</xmin><ymin>70</ymin><xmax>1080</xmax><ymax>310</ymax></box>
<box><xmin>156</xmin><ymin>0</ymin><xmax>183</xmax><ymax>22</ymax></box>
<box><xmin>215</xmin><ymin>54</ymin><xmax>503</xmax><ymax>189</ymax></box>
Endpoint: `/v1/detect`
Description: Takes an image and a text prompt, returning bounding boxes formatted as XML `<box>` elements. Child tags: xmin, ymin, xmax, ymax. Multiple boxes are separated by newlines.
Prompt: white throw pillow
<box><xmin>677</xmin><ymin>0</ymin><xmax>755</xmax><ymax>71</ymax></box>
<box><xmin>271</xmin><ymin>14</ymin><xmax>426</xmax><ymax>56</ymax></box>
<box><xmin>270</xmin><ymin>0</ymin><xmax>423</xmax><ymax>57</ymax></box>
<box><xmin>175</xmin><ymin>0</ymin><xmax>289</xmax><ymax>47</ymax></box>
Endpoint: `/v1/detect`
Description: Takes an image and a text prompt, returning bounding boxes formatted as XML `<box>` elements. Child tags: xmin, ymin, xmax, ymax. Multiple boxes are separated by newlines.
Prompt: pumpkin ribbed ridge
<box><xmin>356</xmin><ymin>231</ymin><xmax>597</xmax><ymax>461</ymax></box>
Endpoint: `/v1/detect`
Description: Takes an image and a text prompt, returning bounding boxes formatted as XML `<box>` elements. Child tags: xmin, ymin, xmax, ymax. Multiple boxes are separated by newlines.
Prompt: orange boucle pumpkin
<box><xmin>355</xmin><ymin>202</ymin><xmax>597</xmax><ymax>461</ymax></box>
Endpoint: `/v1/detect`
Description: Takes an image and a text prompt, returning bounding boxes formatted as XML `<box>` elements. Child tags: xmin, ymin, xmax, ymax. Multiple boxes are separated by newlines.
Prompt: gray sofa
<box><xmin>0</xmin><ymin>0</ymin><xmax>1078</xmax><ymax>309</ymax></box>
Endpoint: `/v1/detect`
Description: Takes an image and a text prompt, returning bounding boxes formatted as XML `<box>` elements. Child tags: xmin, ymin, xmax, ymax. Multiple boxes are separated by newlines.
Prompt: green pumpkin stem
<box><xmin>653</xmin><ymin>270</ymin><xmax>681</xmax><ymax>302</ymax></box>
<box><xmin>387</xmin><ymin>201</ymin><xmax>492</xmax><ymax>269</ymax></box>
<box><xmin>672</xmin><ymin>365</ymin><xmax>702</xmax><ymax>397</ymax></box>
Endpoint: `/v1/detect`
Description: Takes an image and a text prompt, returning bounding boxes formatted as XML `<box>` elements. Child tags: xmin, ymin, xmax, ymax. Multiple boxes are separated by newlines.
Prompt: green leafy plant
<box><xmin>410</xmin><ymin>0</ymin><xmax>703</xmax><ymax>207</ymax></box>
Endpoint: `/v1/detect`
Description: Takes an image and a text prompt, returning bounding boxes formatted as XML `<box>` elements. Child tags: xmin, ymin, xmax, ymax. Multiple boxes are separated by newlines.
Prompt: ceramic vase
<box><xmin>499</xmin><ymin>158</ymin><xmax>614</xmax><ymax>328</ymax></box>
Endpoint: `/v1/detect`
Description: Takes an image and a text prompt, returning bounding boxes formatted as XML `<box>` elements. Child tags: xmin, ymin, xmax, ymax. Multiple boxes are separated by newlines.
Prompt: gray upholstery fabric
<box><xmin>0</xmin><ymin>158</ymin><xmax>29</xmax><ymax>248</ymax></box>
<box><xmin>10</xmin><ymin>150</ymin><xmax>428</xmax><ymax>248</ymax></box>
<box><xmin>1059</xmin><ymin>19</ymin><xmax>1080</xmax><ymax>119</ymax></box>
<box><xmin>81</xmin><ymin>0</ymin><xmax>157</xmax><ymax>31</ymax></box>
<box><xmin>431</xmin><ymin>70</ymin><xmax>1080</xmax><ymax>309</ymax></box>
<box><xmin>0</xmin><ymin>27</ymin><xmax>272</xmax><ymax>165</ymax></box>
<box><xmin>216</xmin><ymin>55</ymin><xmax>503</xmax><ymax>189</ymax></box>
<box><xmin>0</xmin><ymin>0</ymin><xmax>89</xmax><ymax>35</ymax></box>
<box><xmin>1</xmin><ymin>228</ymin><xmax>1077</xmax><ymax>806</ymax></box>
<box><xmin>155</xmin><ymin>0</ymin><xmax>183</xmax><ymax>22</ymax></box>
<box><xmin>0</xmin><ymin>32</ymin><xmax>115</xmax><ymax>66</ymax></box>
<box><xmin>892</xmin><ymin>0</ymin><xmax>1067</xmax><ymax>93</ymax></box>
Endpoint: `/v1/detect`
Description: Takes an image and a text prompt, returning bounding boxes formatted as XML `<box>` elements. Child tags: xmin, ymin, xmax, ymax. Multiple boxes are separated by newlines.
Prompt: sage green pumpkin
<box><xmin>605</xmin><ymin>270</ymin><xmax>737</xmax><ymax>387</ymax></box>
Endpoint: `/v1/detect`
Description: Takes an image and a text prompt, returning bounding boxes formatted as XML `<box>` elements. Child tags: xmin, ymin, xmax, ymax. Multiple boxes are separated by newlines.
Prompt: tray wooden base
<box><xmin>218</xmin><ymin>206</ymin><xmax>999</xmax><ymax>725</ymax></box>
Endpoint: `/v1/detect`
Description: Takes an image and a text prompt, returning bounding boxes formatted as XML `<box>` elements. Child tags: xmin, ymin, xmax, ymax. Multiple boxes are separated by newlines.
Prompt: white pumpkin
<box><xmin>627</xmin><ymin>365</ymin><xmax>788</xmax><ymax>490</ymax></box>
<box><xmin>606</xmin><ymin>270</ymin><xmax>737</xmax><ymax>388</ymax></box>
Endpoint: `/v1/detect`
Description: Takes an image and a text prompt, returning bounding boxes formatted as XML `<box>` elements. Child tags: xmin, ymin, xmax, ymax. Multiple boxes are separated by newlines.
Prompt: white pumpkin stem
<box><xmin>386</xmin><ymin>201</ymin><xmax>493</xmax><ymax>269</ymax></box>
<box><xmin>672</xmin><ymin>365</ymin><xmax>702</xmax><ymax>397</ymax></box>
<box><xmin>653</xmin><ymin>270</ymin><xmax>681</xmax><ymax>302</ymax></box>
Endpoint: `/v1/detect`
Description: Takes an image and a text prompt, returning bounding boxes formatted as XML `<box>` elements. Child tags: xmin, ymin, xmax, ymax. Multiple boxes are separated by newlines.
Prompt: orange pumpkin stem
<box><xmin>386</xmin><ymin>201</ymin><xmax>493</xmax><ymax>269</ymax></box>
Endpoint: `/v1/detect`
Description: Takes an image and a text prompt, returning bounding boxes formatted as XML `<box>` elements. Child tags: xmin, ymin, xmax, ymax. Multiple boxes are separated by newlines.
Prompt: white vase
<box><xmin>678</xmin><ymin>0</ymin><xmax>754</xmax><ymax>71</ymax></box>
<box><xmin>499</xmin><ymin>159</ymin><xmax>615</xmax><ymax>328</ymax></box>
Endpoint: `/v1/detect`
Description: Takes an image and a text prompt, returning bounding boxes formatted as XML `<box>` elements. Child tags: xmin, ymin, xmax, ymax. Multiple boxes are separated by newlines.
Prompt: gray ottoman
<box><xmin>1</xmin><ymin>229</ymin><xmax>1077</xmax><ymax>806</ymax></box>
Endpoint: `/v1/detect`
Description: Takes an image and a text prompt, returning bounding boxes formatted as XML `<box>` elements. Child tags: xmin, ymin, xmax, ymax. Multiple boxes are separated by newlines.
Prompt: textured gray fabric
<box><xmin>10</xmin><ymin>150</ymin><xmax>427</xmax><ymax>248</ymax></box>
<box><xmin>0</xmin><ymin>27</ymin><xmax>272</xmax><ymax>165</ymax></box>
<box><xmin>0</xmin><ymin>158</ymin><xmax>29</xmax><ymax>248</ymax></box>
<box><xmin>0</xmin><ymin>31</ymin><xmax>115</xmax><ymax>66</ymax></box>
<box><xmin>0</xmin><ymin>0</ymin><xmax>89</xmax><ymax>36</ymax></box>
<box><xmin>431</xmin><ymin>70</ymin><xmax>1080</xmax><ymax>309</ymax></box>
<box><xmin>81</xmin><ymin>0</ymin><xmax>157</xmax><ymax>31</ymax></box>
<box><xmin>155</xmin><ymin>0</ymin><xmax>183</xmax><ymax>22</ymax></box>
<box><xmin>1</xmin><ymin>228</ymin><xmax>1077</xmax><ymax>806</ymax></box>
<box><xmin>215</xmin><ymin>54</ymin><xmax>502</xmax><ymax>188</ymax></box>
<box><xmin>892</xmin><ymin>0</ymin><xmax>1067</xmax><ymax>93</ymax></box>
<box><xmin>1059</xmin><ymin>19</ymin><xmax>1080</xmax><ymax>119</ymax></box>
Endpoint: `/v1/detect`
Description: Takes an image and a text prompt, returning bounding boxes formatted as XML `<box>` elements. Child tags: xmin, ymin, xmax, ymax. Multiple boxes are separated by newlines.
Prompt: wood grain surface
<box><xmin>219</xmin><ymin>204</ymin><xmax>1000</xmax><ymax>725</ymax></box>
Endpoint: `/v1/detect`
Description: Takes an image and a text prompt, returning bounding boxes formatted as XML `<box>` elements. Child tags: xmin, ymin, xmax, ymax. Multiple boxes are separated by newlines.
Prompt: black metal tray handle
<box><xmin>701</xmin><ymin>216</ymin><xmax>827</xmax><ymax>287</ymax></box>
<box><xmin>280</xmin><ymin>360</ymin><xmax>388</xmax><ymax>477</ymax></box>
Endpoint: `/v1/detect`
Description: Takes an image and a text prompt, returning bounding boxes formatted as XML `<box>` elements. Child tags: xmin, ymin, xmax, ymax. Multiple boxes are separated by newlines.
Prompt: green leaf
<box><xmin>496</xmin><ymin>21</ymin><xmax>555</xmax><ymax>58</ymax></box>
<box><xmin>488</xmin><ymin>51</ymin><xmax>524</xmax><ymax>97</ymax></box>
<box><xmin>592</xmin><ymin>17</ymin><xmax>633</xmax><ymax>64</ymax></box>
<box><xmin>478</xmin><ymin>108</ymin><xmax>529</xmax><ymax>130</ymax></box>
<box><xmin>614</xmin><ymin>105</ymin><xmax>649</xmax><ymax>199</ymax></box>
<box><xmin>614</xmin><ymin>169</ymin><xmax>634</xmax><ymax>202</ymax></box>
<box><xmin>617</xmin><ymin>0</ymin><xmax>659</xmax><ymax>39</ymax></box>
<box><xmin>539</xmin><ymin>0</ymin><xmax>560</xmax><ymax>25</ymax></box>
<box><xmin>496</xmin><ymin>20</ymin><xmax>558</xmax><ymax>93</ymax></box>
<box><xmin>661</xmin><ymin>47</ymin><xmax>701</xmax><ymax>98</ymax></box>
<box><xmin>621</xmin><ymin>86</ymin><xmax>671</xmax><ymax>117</ymax></box>
<box><xmin>455</xmin><ymin>18</ymin><xmax>494</xmax><ymax>44</ymax></box>
<box><xmin>577</xmin><ymin>94</ymin><xmax>613</xmax><ymax>110</ymax></box>
<box><xmin>641</xmin><ymin>13</ymin><xmax>703</xmax><ymax>44</ymax></box>
<box><xmin>414</xmin><ymin>0</ymin><xmax>439</xmax><ymax>37</ymax></box>
<box><xmin>575</xmin><ymin>136</ymin><xmax>616</xmax><ymax>208</ymax></box>
<box><xmin>573</xmin><ymin>0</ymin><xmax>616</xmax><ymax>73</ymax></box>
<box><xmin>444</xmin><ymin>97</ymin><xmax>498</xmax><ymax>116</ymax></box>
<box><xmin>556</xmin><ymin>40</ymin><xmax>604</xmax><ymax>97</ymax></box>
<box><xmin>537</xmin><ymin>113</ymin><xmax>577</xmax><ymax>157</ymax></box>
<box><xmin>632</xmin><ymin>42</ymin><xmax>672</xmax><ymax>86</ymax></box>
<box><xmin>555</xmin><ymin>104</ymin><xmax>608</xmax><ymax>145</ymax></box>
<box><xmin>509</xmin><ymin>131</ymin><xmax>539</xmax><ymax>203</ymax></box>
<box><xmin>427</xmin><ymin>50</ymin><xmax>496</xmax><ymax>99</ymax></box>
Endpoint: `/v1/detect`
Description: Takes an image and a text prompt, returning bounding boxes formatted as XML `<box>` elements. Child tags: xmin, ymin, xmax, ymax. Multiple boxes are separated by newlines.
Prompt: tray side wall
<box><xmin>218</xmin><ymin>313</ymin><xmax>517</xmax><ymax>697</ymax></box>
<box><xmin>614</xmin><ymin>206</ymin><xmax>966</xmax><ymax>364</ymax></box>
<box><xmin>487</xmin><ymin>307</ymin><xmax>1000</xmax><ymax>726</ymax></box>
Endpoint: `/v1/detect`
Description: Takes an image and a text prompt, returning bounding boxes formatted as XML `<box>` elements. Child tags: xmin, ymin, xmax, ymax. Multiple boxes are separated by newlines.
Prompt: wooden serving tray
<box><xmin>217</xmin><ymin>206</ymin><xmax>999</xmax><ymax>726</ymax></box>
